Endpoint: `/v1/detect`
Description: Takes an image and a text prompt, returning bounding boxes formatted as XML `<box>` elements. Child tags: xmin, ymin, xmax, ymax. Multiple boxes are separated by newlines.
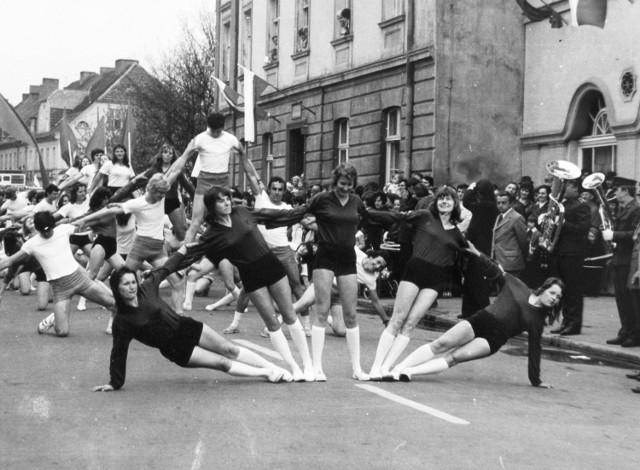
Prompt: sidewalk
<box><xmin>359</xmin><ymin>294</ymin><xmax>640</xmax><ymax>367</ymax></box>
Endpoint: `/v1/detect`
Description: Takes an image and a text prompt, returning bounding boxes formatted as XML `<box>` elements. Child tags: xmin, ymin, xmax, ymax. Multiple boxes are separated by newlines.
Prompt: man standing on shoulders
<box><xmin>492</xmin><ymin>191</ymin><xmax>528</xmax><ymax>278</ymax></box>
<box><xmin>549</xmin><ymin>179</ymin><xmax>591</xmax><ymax>336</ymax></box>
<box><xmin>603</xmin><ymin>180</ymin><xmax>640</xmax><ymax>347</ymax></box>
<box><xmin>175</xmin><ymin>112</ymin><xmax>244</xmax><ymax>244</ymax></box>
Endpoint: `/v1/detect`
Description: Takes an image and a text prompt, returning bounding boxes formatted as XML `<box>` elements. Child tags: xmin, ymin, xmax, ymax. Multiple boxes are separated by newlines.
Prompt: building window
<box><xmin>382</xmin><ymin>0</ymin><xmax>404</xmax><ymax>20</ymax></box>
<box><xmin>241</xmin><ymin>8</ymin><xmax>253</xmax><ymax>68</ymax></box>
<box><xmin>384</xmin><ymin>108</ymin><xmax>402</xmax><ymax>180</ymax></box>
<box><xmin>579</xmin><ymin>98</ymin><xmax>616</xmax><ymax>173</ymax></box>
<box><xmin>335</xmin><ymin>0</ymin><xmax>351</xmax><ymax>38</ymax></box>
<box><xmin>295</xmin><ymin>0</ymin><xmax>310</xmax><ymax>52</ymax></box>
<box><xmin>262</xmin><ymin>133</ymin><xmax>274</xmax><ymax>182</ymax></box>
<box><xmin>266</xmin><ymin>0</ymin><xmax>279</xmax><ymax>65</ymax></box>
<box><xmin>222</xmin><ymin>20</ymin><xmax>231</xmax><ymax>81</ymax></box>
<box><xmin>336</xmin><ymin>119</ymin><xmax>349</xmax><ymax>164</ymax></box>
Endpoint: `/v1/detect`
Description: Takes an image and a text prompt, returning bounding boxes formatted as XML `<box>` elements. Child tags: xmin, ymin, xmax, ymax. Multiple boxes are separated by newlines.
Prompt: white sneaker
<box><xmin>352</xmin><ymin>370</ymin><xmax>370</xmax><ymax>382</ymax></box>
<box><xmin>205</xmin><ymin>303</ymin><xmax>218</xmax><ymax>311</ymax></box>
<box><xmin>304</xmin><ymin>367</ymin><xmax>316</xmax><ymax>382</ymax></box>
<box><xmin>182</xmin><ymin>302</ymin><xmax>192</xmax><ymax>311</ymax></box>
<box><xmin>37</xmin><ymin>313</ymin><xmax>55</xmax><ymax>334</ymax></box>
<box><xmin>105</xmin><ymin>316</ymin><xmax>114</xmax><ymax>335</ymax></box>
<box><xmin>292</xmin><ymin>368</ymin><xmax>305</xmax><ymax>382</ymax></box>
<box><xmin>77</xmin><ymin>297</ymin><xmax>87</xmax><ymax>311</ymax></box>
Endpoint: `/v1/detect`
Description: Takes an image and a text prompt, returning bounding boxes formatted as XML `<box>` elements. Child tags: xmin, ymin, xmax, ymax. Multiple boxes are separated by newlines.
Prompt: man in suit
<box><xmin>492</xmin><ymin>192</ymin><xmax>529</xmax><ymax>278</ymax></box>
<box><xmin>603</xmin><ymin>181</ymin><xmax>640</xmax><ymax>347</ymax></box>
<box><xmin>549</xmin><ymin>178</ymin><xmax>591</xmax><ymax>336</ymax></box>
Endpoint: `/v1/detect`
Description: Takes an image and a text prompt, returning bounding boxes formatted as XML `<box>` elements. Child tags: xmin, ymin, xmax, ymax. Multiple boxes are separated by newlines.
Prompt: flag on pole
<box><xmin>212</xmin><ymin>75</ymin><xmax>279</xmax><ymax>131</ymax></box>
<box><xmin>238</xmin><ymin>65</ymin><xmax>271</xmax><ymax>143</ymax></box>
<box><xmin>59</xmin><ymin>114</ymin><xmax>78</xmax><ymax>168</ymax></box>
<box><xmin>569</xmin><ymin>0</ymin><xmax>607</xmax><ymax>28</ymax></box>
<box><xmin>0</xmin><ymin>92</ymin><xmax>49</xmax><ymax>187</ymax></box>
<box><xmin>86</xmin><ymin>116</ymin><xmax>106</xmax><ymax>156</ymax></box>
<box><xmin>121</xmin><ymin>106</ymin><xmax>136</xmax><ymax>167</ymax></box>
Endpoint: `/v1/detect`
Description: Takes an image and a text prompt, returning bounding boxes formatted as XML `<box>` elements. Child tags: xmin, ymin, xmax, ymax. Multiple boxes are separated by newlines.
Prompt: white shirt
<box><xmin>355</xmin><ymin>246</ymin><xmax>377</xmax><ymax>290</ymax></box>
<box><xmin>80</xmin><ymin>164</ymin><xmax>98</xmax><ymax>185</ymax></box>
<box><xmin>21</xmin><ymin>224</ymin><xmax>79</xmax><ymax>280</ymax></box>
<box><xmin>33</xmin><ymin>199</ymin><xmax>57</xmax><ymax>213</ymax></box>
<box><xmin>116</xmin><ymin>213</ymin><xmax>136</xmax><ymax>255</ymax></box>
<box><xmin>255</xmin><ymin>191</ymin><xmax>291</xmax><ymax>248</ymax></box>
<box><xmin>193</xmin><ymin>130</ymin><xmax>240</xmax><ymax>174</ymax></box>
<box><xmin>55</xmin><ymin>200</ymin><xmax>90</xmax><ymax>219</ymax></box>
<box><xmin>99</xmin><ymin>161</ymin><xmax>135</xmax><ymax>187</ymax></box>
<box><xmin>122</xmin><ymin>196</ymin><xmax>165</xmax><ymax>241</ymax></box>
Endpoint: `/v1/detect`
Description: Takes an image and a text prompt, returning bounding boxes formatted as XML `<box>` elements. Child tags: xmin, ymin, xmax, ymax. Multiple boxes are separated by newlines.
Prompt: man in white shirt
<box><xmin>0</xmin><ymin>211</ymin><xmax>116</xmax><ymax>336</ymax></box>
<box><xmin>171</xmin><ymin>112</ymin><xmax>244</xmax><ymax>244</ymax></box>
<box><xmin>33</xmin><ymin>184</ymin><xmax>60</xmax><ymax>213</ymax></box>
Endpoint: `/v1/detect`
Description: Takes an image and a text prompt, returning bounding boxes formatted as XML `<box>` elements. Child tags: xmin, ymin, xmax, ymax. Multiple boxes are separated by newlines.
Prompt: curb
<box><xmin>358</xmin><ymin>300</ymin><xmax>640</xmax><ymax>367</ymax></box>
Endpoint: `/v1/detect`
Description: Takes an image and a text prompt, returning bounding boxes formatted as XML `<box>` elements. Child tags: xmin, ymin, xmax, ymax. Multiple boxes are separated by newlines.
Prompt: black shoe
<box><xmin>621</xmin><ymin>338</ymin><xmax>640</xmax><ymax>348</ymax></box>
<box><xmin>560</xmin><ymin>327</ymin><xmax>581</xmax><ymax>336</ymax></box>
<box><xmin>550</xmin><ymin>326</ymin><xmax>566</xmax><ymax>334</ymax></box>
<box><xmin>606</xmin><ymin>337</ymin><xmax>626</xmax><ymax>345</ymax></box>
<box><xmin>632</xmin><ymin>386</ymin><xmax>640</xmax><ymax>394</ymax></box>
<box><xmin>626</xmin><ymin>372</ymin><xmax>640</xmax><ymax>380</ymax></box>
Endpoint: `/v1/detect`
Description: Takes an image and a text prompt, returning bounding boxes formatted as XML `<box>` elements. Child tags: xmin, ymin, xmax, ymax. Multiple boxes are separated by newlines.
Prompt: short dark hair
<box><xmin>45</xmin><ymin>184</ymin><xmax>59</xmax><ymax>195</ymax></box>
<box><xmin>206</xmin><ymin>112</ymin><xmax>225</xmax><ymax>130</ymax></box>
<box><xmin>496</xmin><ymin>191</ymin><xmax>514</xmax><ymax>203</ymax></box>
<box><xmin>267</xmin><ymin>176</ymin><xmax>285</xmax><ymax>190</ymax></box>
<box><xmin>332</xmin><ymin>163</ymin><xmax>358</xmax><ymax>188</ymax></box>
<box><xmin>618</xmin><ymin>185</ymin><xmax>637</xmax><ymax>198</ymax></box>
<box><xmin>90</xmin><ymin>148</ymin><xmax>104</xmax><ymax>158</ymax></box>
<box><xmin>33</xmin><ymin>211</ymin><xmax>55</xmax><ymax>232</ymax></box>
<box><xmin>89</xmin><ymin>187</ymin><xmax>111</xmax><ymax>212</ymax></box>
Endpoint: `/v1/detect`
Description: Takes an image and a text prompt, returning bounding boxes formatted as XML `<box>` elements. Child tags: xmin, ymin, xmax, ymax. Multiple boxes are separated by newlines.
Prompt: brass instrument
<box><xmin>539</xmin><ymin>160</ymin><xmax>582</xmax><ymax>253</ymax></box>
<box><xmin>582</xmin><ymin>172</ymin><xmax>616</xmax><ymax>248</ymax></box>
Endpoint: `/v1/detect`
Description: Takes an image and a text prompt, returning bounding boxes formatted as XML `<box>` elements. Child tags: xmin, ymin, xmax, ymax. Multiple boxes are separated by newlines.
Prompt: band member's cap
<box><xmin>33</xmin><ymin>211</ymin><xmax>55</xmax><ymax>232</ymax></box>
<box><xmin>612</xmin><ymin>176</ymin><xmax>637</xmax><ymax>188</ymax></box>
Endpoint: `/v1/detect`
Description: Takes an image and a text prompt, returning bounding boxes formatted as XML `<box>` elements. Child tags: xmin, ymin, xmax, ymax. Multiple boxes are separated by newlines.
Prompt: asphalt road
<box><xmin>1</xmin><ymin>287</ymin><xmax>639</xmax><ymax>470</ymax></box>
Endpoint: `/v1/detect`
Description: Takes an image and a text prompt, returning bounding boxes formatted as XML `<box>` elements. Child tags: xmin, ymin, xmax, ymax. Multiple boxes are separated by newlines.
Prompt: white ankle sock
<box><xmin>229</xmin><ymin>310</ymin><xmax>244</xmax><ymax>327</ymax></box>
<box><xmin>287</xmin><ymin>319</ymin><xmax>312</xmax><ymax>369</ymax></box>
<box><xmin>269</xmin><ymin>328</ymin><xmax>299</xmax><ymax>370</ymax></box>
<box><xmin>381</xmin><ymin>334</ymin><xmax>411</xmax><ymax>373</ymax></box>
<box><xmin>184</xmin><ymin>281</ymin><xmax>196</xmax><ymax>305</ymax></box>
<box><xmin>345</xmin><ymin>326</ymin><xmax>364</xmax><ymax>374</ymax></box>
<box><xmin>405</xmin><ymin>357</ymin><xmax>450</xmax><ymax>377</ymax></box>
<box><xmin>370</xmin><ymin>329</ymin><xmax>396</xmax><ymax>374</ymax></box>
<box><xmin>227</xmin><ymin>360</ymin><xmax>266</xmax><ymax>378</ymax></box>
<box><xmin>311</xmin><ymin>325</ymin><xmax>326</xmax><ymax>373</ymax></box>
<box><xmin>236</xmin><ymin>346</ymin><xmax>276</xmax><ymax>369</ymax></box>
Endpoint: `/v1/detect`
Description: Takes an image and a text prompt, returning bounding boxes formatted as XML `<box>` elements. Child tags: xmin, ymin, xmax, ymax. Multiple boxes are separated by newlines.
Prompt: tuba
<box><xmin>582</xmin><ymin>172</ymin><xmax>616</xmax><ymax>248</ymax></box>
<box><xmin>538</xmin><ymin>160</ymin><xmax>582</xmax><ymax>253</ymax></box>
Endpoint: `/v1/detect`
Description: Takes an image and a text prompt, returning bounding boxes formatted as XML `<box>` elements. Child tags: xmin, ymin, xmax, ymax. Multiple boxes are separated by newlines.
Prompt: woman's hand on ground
<box><xmin>91</xmin><ymin>384</ymin><xmax>114</xmax><ymax>392</ymax></box>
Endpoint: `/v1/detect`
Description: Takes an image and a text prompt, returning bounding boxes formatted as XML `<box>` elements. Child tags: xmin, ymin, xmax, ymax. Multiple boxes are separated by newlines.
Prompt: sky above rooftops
<box><xmin>0</xmin><ymin>0</ymin><xmax>209</xmax><ymax>105</ymax></box>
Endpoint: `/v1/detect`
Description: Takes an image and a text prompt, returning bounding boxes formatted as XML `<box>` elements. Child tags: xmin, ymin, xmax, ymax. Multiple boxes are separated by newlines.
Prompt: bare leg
<box><xmin>184</xmin><ymin>193</ymin><xmax>205</xmax><ymax>244</ymax></box>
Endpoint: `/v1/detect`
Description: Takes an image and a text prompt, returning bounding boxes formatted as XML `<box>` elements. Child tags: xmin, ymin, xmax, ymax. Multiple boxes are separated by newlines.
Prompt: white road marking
<box><xmin>190</xmin><ymin>439</ymin><xmax>205</xmax><ymax>470</ymax></box>
<box><xmin>355</xmin><ymin>384</ymin><xmax>470</xmax><ymax>425</ymax></box>
<box><xmin>233</xmin><ymin>339</ymin><xmax>283</xmax><ymax>361</ymax></box>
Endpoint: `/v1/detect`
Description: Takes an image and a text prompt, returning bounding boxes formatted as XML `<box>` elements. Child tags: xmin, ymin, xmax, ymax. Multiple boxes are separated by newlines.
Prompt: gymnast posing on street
<box><xmin>390</xmin><ymin>243</ymin><xmax>564</xmax><ymax>387</ymax></box>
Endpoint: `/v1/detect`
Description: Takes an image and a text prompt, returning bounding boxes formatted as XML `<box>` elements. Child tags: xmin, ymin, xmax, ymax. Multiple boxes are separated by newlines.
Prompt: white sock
<box><xmin>311</xmin><ymin>325</ymin><xmax>326</xmax><ymax>373</ymax></box>
<box><xmin>269</xmin><ymin>328</ymin><xmax>300</xmax><ymax>371</ymax></box>
<box><xmin>184</xmin><ymin>281</ymin><xmax>196</xmax><ymax>306</ymax></box>
<box><xmin>404</xmin><ymin>357</ymin><xmax>450</xmax><ymax>377</ymax></box>
<box><xmin>236</xmin><ymin>346</ymin><xmax>277</xmax><ymax>369</ymax></box>
<box><xmin>227</xmin><ymin>360</ymin><xmax>268</xmax><ymax>378</ymax></box>
<box><xmin>77</xmin><ymin>297</ymin><xmax>86</xmax><ymax>308</ymax></box>
<box><xmin>287</xmin><ymin>319</ymin><xmax>312</xmax><ymax>370</ymax></box>
<box><xmin>345</xmin><ymin>326</ymin><xmax>364</xmax><ymax>374</ymax></box>
<box><xmin>228</xmin><ymin>311</ymin><xmax>244</xmax><ymax>328</ymax></box>
<box><xmin>231</xmin><ymin>286</ymin><xmax>241</xmax><ymax>299</ymax></box>
<box><xmin>395</xmin><ymin>344</ymin><xmax>435</xmax><ymax>372</ymax></box>
<box><xmin>381</xmin><ymin>334</ymin><xmax>411</xmax><ymax>373</ymax></box>
<box><xmin>370</xmin><ymin>329</ymin><xmax>396</xmax><ymax>374</ymax></box>
<box><xmin>211</xmin><ymin>293</ymin><xmax>234</xmax><ymax>309</ymax></box>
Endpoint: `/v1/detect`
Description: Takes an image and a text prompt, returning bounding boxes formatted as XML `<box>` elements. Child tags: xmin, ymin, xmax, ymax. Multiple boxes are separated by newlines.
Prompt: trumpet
<box><xmin>539</xmin><ymin>160</ymin><xmax>582</xmax><ymax>252</ymax></box>
<box><xmin>582</xmin><ymin>172</ymin><xmax>616</xmax><ymax>248</ymax></box>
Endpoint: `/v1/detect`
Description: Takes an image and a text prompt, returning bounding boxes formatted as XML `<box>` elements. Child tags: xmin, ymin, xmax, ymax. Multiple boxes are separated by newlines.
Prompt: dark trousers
<box><xmin>461</xmin><ymin>256</ymin><xmax>491</xmax><ymax>318</ymax></box>
<box><xmin>613</xmin><ymin>265</ymin><xmax>638</xmax><ymax>339</ymax></box>
<box><xmin>550</xmin><ymin>255</ymin><xmax>584</xmax><ymax>331</ymax></box>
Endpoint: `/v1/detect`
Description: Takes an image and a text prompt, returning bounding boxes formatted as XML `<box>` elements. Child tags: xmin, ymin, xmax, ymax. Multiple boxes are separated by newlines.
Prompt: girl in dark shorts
<box><xmin>173</xmin><ymin>186</ymin><xmax>314</xmax><ymax>382</ymax></box>
<box><xmin>390</xmin><ymin>248</ymin><xmax>564</xmax><ymax>388</ymax></box>
<box><xmin>91</xmin><ymin>247</ymin><xmax>290</xmax><ymax>392</ymax></box>
<box><xmin>366</xmin><ymin>186</ymin><xmax>468</xmax><ymax>380</ymax></box>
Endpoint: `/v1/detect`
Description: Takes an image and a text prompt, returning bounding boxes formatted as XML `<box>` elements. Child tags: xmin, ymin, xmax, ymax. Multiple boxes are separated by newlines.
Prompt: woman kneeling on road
<box><xmin>389</xmin><ymin>244</ymin><xmax>564</xmax><ymax>388</ymax></box>
<box><xmin>92</xmin><ymin>246</ymin><xmax>290</xmax><ymax>392</ymax></box>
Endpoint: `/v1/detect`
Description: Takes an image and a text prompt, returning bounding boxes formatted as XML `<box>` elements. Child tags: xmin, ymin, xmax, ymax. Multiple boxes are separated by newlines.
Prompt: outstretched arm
<box><xmin>73</xmin><ymin>205</ymin><xmax>124</xmax><ymax>228</ymax></box>
<box><xmin>0</xmin><ymin>250</ymin><xmax>29</xmax><ymax>276</ymax></box>
<box><xmin>240</xmin><ymin>152</ymin><xmax>265</xmax><ymax>195</ymax></box>
<box><xmin>165</xmin><ymin>141</ymin><xmax>197</xmax><ymax>186</ymax></box>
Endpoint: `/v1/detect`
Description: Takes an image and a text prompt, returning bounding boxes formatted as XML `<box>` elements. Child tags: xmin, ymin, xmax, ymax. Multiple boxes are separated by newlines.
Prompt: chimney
<box><xmin>41</xmin><ymin>78</ymin><xmax>59</xmax><ymax>95</ymax></box>
<box><xmin>80</xmin><ymin>71</ymin><xmax>96</xmax><ymax>82</ymax></box>
<box><xmin>100</xmin><ymin>67</ymin><xmax>115</xmax><ymax>75</ymax></box>
<box><xmin>115</xmin><ymin>59</ymin><xmax>139</xmax><ymax>75</ymax></box>
<box><xmin>22</xmin><ymin>93</ymin><xmax>30</xmax><ymax>102</ymax></box>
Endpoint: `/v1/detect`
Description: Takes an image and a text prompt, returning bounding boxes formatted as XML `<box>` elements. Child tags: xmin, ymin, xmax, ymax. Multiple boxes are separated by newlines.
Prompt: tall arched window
<box><xmin>336</xmin><ymin>118</ymin><xmax>349</xmax><ymax>164</ymax></box>
<box><xmin>578</xmin><ymin>94</ymin><xmax>616</xmax><ymax>173</ymax></box>
<box><xmin>384</xmin><ymin>107</ymin><xmax>401</xmax><ymax>180</ymax></box>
